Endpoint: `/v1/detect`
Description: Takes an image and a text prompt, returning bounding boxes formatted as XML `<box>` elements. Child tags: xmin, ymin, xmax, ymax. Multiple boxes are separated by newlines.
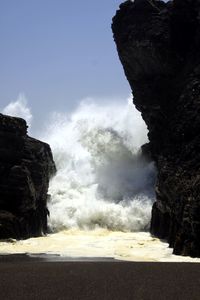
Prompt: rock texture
<box><xmin>0</xmin><ymin>113</ymin><xmax>56</xmax><ymax>239</ymax></box>
<box><xmin>112</xmin><ymin>0</ymin><xmax>200</xmax><ymax>256</ymax></box>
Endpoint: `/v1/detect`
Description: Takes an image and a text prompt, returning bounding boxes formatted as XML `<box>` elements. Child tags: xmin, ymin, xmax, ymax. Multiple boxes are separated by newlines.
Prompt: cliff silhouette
<box><xmin>112</xmin><ymin>0</ymin><xmax>200</xmax><ymax>257</ymax></box>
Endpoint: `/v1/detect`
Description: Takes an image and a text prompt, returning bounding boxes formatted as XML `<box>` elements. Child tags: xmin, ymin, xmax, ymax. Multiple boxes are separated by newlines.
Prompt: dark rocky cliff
<box><xmin>0</xmin><ymin>113</ymin><xmax>56</xmax><ymax>239</ymax></box>
<box><xmin>112</xmin><ymin>0</ymin><xmax>200</xmax><ymax>256</ymax></box>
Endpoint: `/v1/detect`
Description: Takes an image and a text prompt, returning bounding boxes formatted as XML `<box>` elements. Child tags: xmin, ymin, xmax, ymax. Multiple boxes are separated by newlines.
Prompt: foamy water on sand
<box><xmin>0</xmin><ymin>229</ymin><xmax>200</xmax><ymax>262</ymax></box>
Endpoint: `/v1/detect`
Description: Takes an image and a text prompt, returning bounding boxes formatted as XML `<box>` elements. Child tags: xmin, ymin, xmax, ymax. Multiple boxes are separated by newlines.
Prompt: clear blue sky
<box><xmin>0</xmin><ymin>0</ymin><xmax>130</xmax><ymax>122</ymax></box>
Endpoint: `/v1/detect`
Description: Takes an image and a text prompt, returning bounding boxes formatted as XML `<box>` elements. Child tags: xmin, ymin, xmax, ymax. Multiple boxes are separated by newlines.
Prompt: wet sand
<box><xmin>0</xmin><ymin>255</ymin><xmax>200</xmax><ymax>300</ymax></box>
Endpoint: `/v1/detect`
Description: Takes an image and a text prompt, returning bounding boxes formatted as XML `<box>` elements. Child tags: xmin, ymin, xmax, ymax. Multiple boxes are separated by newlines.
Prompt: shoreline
<box><xmin>0</xmin><ymin>253</ymin><xmax>118</xmax><ymax>262</ymax></box>
<box><xmin>1</xmin><ymin>230</ymin><xmax>200</xmax><ymax>263</ymax></box>
<box><xmin>0</xmin><ymin>252</ymin><xmax>200</xmax><ymax>263</ymax></box>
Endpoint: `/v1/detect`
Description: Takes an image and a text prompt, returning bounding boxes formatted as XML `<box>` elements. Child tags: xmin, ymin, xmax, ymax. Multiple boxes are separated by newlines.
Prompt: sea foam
<box><xmin>40</xmin><ymin>97</ymin><xmax>156</xmax><ymax>232</ymax></box>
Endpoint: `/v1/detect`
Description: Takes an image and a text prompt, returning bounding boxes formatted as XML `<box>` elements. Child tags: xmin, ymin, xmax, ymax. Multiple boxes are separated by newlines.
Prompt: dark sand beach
<box><xmin>0</xmin><ymin>255</ymin><xmax>200</xmax><ymax>300</ymax></box>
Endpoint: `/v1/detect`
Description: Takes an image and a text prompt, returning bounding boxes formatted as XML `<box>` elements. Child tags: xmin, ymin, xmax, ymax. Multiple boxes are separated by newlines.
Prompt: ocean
<box><xmin>1</xmin><ymin>96</ymin><xmax>200</xmax><ymax>262</ymax></box>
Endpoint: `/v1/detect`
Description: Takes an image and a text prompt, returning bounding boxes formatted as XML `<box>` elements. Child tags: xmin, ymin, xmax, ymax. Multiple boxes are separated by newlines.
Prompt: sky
<box><xmin>0</xmin><ymin>0</ymin><xmax>130</xmax><ymax>125</ymax></box>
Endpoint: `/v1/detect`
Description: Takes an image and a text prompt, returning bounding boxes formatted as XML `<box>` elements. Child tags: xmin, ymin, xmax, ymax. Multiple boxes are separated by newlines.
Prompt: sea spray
<box><xmin>2</xmin><ymin>94</ymin><xmax>33</xmax><ymax>128</ymax></box>
<box><xmin>2</xmin><ymin>96</ymin><xmax>199</xmax><ymax>262</ymax></box>
<box><xmin>41</xmin><ymin>97</ymin><xmax>156</xmax><ymax>232</ymax></box>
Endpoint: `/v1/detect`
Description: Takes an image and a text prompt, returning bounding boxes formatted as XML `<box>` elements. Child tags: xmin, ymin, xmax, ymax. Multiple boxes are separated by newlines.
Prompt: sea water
<box><xmin>1</xmin><ymin>95</ymin><xmax>200</xmax><ymax>262</ymax></box>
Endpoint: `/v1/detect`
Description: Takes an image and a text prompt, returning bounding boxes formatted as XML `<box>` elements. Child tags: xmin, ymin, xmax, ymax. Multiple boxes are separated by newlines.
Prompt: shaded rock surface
<box><xmin>112</xmin><ymin>0</ymin><xmax>200</xmax><ymax>256</ymax></box>
<box><xmin>0</xmin><ymin>113</ymin><xmax>56</xmax><ymax>239</ymax></box>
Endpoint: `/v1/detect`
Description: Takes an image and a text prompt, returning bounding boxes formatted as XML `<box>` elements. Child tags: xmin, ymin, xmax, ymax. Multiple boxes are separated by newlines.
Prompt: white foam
<box><xmin>41</xmin><ymin>96</ymin><xmax>156</xmax><ymax>232</ymax></box>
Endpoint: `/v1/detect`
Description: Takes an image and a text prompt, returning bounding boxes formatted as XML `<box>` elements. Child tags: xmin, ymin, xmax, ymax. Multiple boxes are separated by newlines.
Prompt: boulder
<box><xmin>0</xmin><ymin>113</ymin><xmax>56</xmax><ymax>239</ymax></box>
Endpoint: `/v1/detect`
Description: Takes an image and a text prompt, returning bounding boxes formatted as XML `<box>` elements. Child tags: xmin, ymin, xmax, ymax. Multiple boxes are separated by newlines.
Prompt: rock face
<box><xmin>0</xmin><ymin>113</ymin><xmax>56</xmax><ymax>239</ymax></box>
<box><xmin>112</xmin><ymin>0</ymin><xmax>200</xmax><ymax>256</ymax></box>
